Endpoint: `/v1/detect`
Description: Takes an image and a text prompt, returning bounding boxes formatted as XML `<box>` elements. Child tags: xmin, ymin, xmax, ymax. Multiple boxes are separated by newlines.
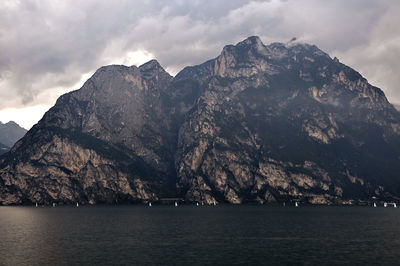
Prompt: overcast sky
<box><xmin>0</xmin><ymin>0</ymin><xmax>399</xmax><ymax>129</ymax></box>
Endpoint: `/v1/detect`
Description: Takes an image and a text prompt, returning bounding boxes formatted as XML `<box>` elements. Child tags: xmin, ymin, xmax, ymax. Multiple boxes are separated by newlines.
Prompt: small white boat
<box><xmin>384</xmin><ymin>202</ymin><xmax>388</xmax><ymax>208</ymax></box>
<box><xmin>76</xmin><ymin>202</ymin><xmax>79</xmax><ymax>207</ymax></box>
<box><xmin>52</xmin><ymin>203</ymin><xmax>56</xmax><ymax>207</ymax></box>
<box><xmin>373</xmin><ymin>203</ymin><xmax>376</xmax><ymax>208</ymax></box>
<box><xmin>175</xmin><ymin>201</ymin><xmax>178</xmax><ymax>207</ymax></box>
<box><xmin>394</xmin><ymin>203</ymin><xmax>397</xmax><ymax>208</ymax></box>
<box><xmin>149</xmin><ymin>202</ymin><xmax>152</xmax><ymax>207</ymax></box>
<box><xmin>196</xmin><ymin>202</ymin><xmax>199</xmax><ymax>206</ymax></box>
<box><xmin>35</xmin><ymin>203</ymin><xmax>38</xmax><ymax>208</ymax></box>
<box><xmin>295</xmin><ymin>202</ymin><xmax>298</xmax><ymax>207</ymax></box>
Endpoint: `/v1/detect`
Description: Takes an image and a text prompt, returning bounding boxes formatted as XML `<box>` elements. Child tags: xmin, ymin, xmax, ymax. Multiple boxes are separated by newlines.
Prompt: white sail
<box><xmin>175</xmin><ymin>201</ymin><xmax>178</xmax><ymax>207</ymax></box>
<box><xmin>149</xmin><ymin>202</ymin><xmax>152</xmax><ymax>207</ymax></box>
<box><xmin>295</xmin><ymin>202</ymin><xmax>298</xmax><ymax>207</ymax></box>
<box><xmin>373</xmin><ymin>203</ymin><xmax>376</xmax><ymax>207</ymax></box>
<box><xmin>76</xmin><ymin>202</ymin><xmax>79</xmax><ymax>207</ymax></box>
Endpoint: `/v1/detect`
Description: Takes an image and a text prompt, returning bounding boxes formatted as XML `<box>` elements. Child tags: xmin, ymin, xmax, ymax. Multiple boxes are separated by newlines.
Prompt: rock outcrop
<box><xmin>1</xmin><ymin>36</ymin><xmax>400</xmax><ymax>205</ymax></box>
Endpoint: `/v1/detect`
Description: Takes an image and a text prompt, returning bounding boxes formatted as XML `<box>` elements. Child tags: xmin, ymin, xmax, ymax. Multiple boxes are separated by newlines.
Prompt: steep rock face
<box><xmin>0</xmin><ymin>60</ymin><xmax>176</xmax><ymax>205</ymax></box>
<box><xmin>1</xmin><ymin>36</ymin><xmax>400</xmax><ymax>205</ymax></box>
<box><xmin>43</xmin><ymin>60</ymin><xmax>174</xmax><ymax>172</ymax></box>
<box><xmin>174</xmin><ymin>36</ymin><xmax>400</xmax><ymax>204</ymax></box>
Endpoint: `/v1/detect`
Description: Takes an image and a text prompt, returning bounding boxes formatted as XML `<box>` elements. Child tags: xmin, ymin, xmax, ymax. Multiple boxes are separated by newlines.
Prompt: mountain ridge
<box><xmin>1</xmin><ymin>36</ymin><xmax>400</xmax><ymax>205</ymax></box>
<box><xmin>0</xmin><ymin>121</ymin><xmax>27</xmax><ymax>153</ymax></box>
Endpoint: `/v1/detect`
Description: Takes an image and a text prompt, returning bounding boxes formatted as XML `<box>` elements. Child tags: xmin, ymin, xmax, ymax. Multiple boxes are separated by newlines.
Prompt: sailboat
<box><xmin>175</xmin><ymin>201</ymin><xmax>178</xmax><ymax>207</ymax></box>
<box><xmin>52</xmin><ymin>203</ymin><xmax>56</xmax><ymax>207</ymax></box>
<box><xmin>295</xmin><ymin>202</ymin><xmax>299</xmax><ymax>207</ymax></box>
<box><xmin>196</xmin><ymin>202</ymin><xmax>199</xmax><ymax>206</ymax></box>
<box><xmin>35</xmin><ymin>203</ymin><xmax>38</xmax><ymax>208</ymax></box>
<box><xmin>373</xmin><ymin>203</ymin><xmax>376</xmax><ymax>208</ymax></box>
<box><xmin>149</xmin><ymin>202</ymin><xmax>152</xmax><ymax>207</ymax></box>
<box><xmin>76</xmin><ymin>202</ymin><xmax>79</xmax><ymax>207</ymax></box>
<box><xmin>283</xmin><ymin>202</ymin><xmax>286</xmax><ymax>207</ymax></box>
<box><xmin>384</xmin><ymin>202</ymin><xmax>388</xmax><ymax>208</ymax></box>
<box><xmin>394</xmin><ymin>203</ymin><xmax>397</xmax><ymax>208</ymax></box>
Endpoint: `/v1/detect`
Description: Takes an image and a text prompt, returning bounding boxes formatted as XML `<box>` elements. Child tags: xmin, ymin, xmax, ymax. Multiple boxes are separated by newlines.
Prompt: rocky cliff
<box><xmin>1</xmin><ymin>36</ymin><xmax>400</xmax><ymax>205</ymax></box>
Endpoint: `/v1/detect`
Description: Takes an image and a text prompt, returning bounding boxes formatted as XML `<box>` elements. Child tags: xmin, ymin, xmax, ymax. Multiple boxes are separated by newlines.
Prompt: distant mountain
<box><xmin>0</xmin><ymin>121</ymin><xmax>27</xmax><ymax>149</ymax></box>
<box><xmin>1</xmin><ymin>36</ymin><xmax>400</xmax><ymax>205</ymax></box>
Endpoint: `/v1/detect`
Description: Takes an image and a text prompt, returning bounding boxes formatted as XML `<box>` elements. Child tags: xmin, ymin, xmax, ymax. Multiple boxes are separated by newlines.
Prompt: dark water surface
<box><xmin>1</xmin><ymin>205</ymin><xmax>400</xmax><ymax>266</ymax></box>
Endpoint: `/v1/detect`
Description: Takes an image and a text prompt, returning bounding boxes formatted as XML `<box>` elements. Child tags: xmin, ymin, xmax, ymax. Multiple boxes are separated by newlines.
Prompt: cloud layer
<box><xmin>0</xmin><ymin>0</ymin><xmax>399</xmax><ymax>128</ymax></box>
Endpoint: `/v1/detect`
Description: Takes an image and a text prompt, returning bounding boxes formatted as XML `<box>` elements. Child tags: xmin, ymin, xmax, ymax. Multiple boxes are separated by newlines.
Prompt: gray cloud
<box><xmin>0</xmin><ymin>0</ymin><xmax>399</xmax><ymax>128</ymax></box>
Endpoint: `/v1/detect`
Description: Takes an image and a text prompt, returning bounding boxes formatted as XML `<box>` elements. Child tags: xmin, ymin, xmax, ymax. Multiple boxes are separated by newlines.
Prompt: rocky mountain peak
<box><xmin>78</xmin><ymin>60</ymin><xmax>172</xmax><ymax>97</ymax></box>
<box><xmin>139</xmin><ymin>59</ymin><xmax>170</xmax><ymax>76</ymax></box>
<box><xmin>85</xmin><ymin>64</ymin><xmax>141</xmax><ymax>93</ymax></box>
<box><xmin>139</xmin><ymin>59</ymin><xmax>172</xmax><ymax>87</ymax></box>
<box><xmin>190</xmin><ymin>36</ymin><xmax>334</xmax><ymax>81</ymax></box>
<box><xmin>139</xmin><ymin>59</ymin><xmax>163</xmax><ymax>71</ymax></box>
<box><xmin>3</xmin><ymin>121</ymin><xmax>20</xmax><ymax>128</ymax></box>
<box><xmin>222</xmin><ymin>35</ymin><xmax>267</xmax><ymax>58</ymax></box>
<box><xmin>236</xmin><ymin>35</ymin><xmax>264</xmax><ymax>48</ymax></box>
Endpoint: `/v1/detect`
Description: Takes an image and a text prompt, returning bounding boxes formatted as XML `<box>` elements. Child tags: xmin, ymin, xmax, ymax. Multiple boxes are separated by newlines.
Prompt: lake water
<box><xmin>0</xmin><ymin>205</ymin><xmax>400</xmax><ymax>265</ymax></box>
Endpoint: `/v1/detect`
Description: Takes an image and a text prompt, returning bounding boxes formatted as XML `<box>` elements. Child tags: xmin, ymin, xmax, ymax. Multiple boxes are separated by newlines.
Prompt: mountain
<box><xmin>0</xmin><ymin>61</ymin><xmax>176</xmax><ymax>204</ymax></box>
<box><xmin>394</xmin><ymin>104</ymin><xmax>400</xmax><ymax>112</ymax></box>
<box><xmin>0</xmin><ymin>121</ymin><xmax>27</xmax><ymax>148</ymax></box>
<box><xmin>173</xmin><ymin>37</ymin><xmax>400</xmax><ymax>204</ymax></box>
<box><xmin>0</xmin><ymin>121</ymin><xmax>27</xmax><ymax>153</ymax></box>
<box><xmin>1</xmin><ymin>36</ymin><xmax>400</xmax><ymax>205</ymax></box>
